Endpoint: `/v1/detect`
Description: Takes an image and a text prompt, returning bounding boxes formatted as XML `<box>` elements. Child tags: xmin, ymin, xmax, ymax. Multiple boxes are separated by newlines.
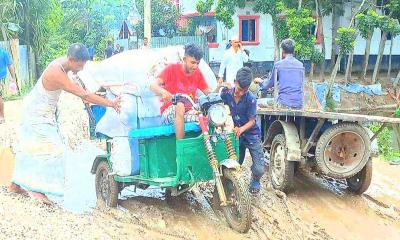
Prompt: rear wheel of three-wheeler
<box><xmin>346</xmin><ymin>158</ymin><xmax>372</xmax><ymax>195</ymax></box>
<box><xmin>213</xmin><ymin>169</ymin><xmax>252</xmax><ymax>233</ymax></box>
<box><xmin>269</xmin><ymin>134</ymin><xmax>295</xmax><ymax>192</ymax></box>
<box><xmin>95</xmin><ymin>161</ymin><xmax>119</xmax><ymax>207</ymax></box>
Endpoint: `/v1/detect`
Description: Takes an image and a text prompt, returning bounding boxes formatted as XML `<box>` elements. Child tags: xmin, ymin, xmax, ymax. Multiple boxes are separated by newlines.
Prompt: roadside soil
<box><xmin>1</xmin><ymin>93</ymin><xmax>399</xmax><ymax>240</ymax></box>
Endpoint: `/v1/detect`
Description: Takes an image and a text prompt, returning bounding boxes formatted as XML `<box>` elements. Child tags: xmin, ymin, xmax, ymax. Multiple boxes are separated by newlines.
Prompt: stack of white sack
<box><xmin>78</xmin><ymin>46</ymin><xmax>217</xmax><ymax>138</ymax></box>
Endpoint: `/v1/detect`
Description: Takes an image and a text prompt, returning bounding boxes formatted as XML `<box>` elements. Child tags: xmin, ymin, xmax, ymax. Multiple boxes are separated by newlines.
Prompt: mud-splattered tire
<box><xmin>269</xmin><ymin>134</ymin><xmax>295</xmax><ymax>192</ymax></box>
<box><xmin>315</xmin><ymin>122</ymin><xmax>371</xmax><ymax>179</ymax></box>
<box><xmin>346</xmin><ymin>158</ymin><xmax>372</xmax><ymax>195</ymax></box>
<box><xmin>95</xmin><ymin>161</ymin><xmax>119</xmax><ymax>207</ymax></box>
<box><xmin>213</xmin><ymin>169</ymin><xmax>252</xmax><ymax>233</ymax></box>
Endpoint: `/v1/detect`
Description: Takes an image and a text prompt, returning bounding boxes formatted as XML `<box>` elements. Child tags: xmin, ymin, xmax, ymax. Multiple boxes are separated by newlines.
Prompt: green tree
<box><xmin>201</xmin><ymin>0</ymin><xmax>296</xmax><ymax>61</ymax></box>
<box><xmin>0</xmin><ymin>0</ymin><xmax>63</xmax><ymax>81</ymax></box>
<box><xmin>285</xmin><ymin>8</ymin><xmax>323</xmax><ymax>79</ymax></box>
<box><xmin>319</xmin><ymin>0</ymin><xmax>346</xmax><ymax>72</ymax></box>
<box><xmin>326</xmin><ymin>0</ymin><xmax>368</xmax><ymax>108</ymax></box>
<box><xmin>135</xmin><ymin>0</ymin><xmax>181</xmax><ymax>38</ymax></box>
<box><xmin>372</xmin><ymin>15</ymin><xmax>398</xmax><ymax>83</ymax></box>
<box><xmin>356</xmin><ymin>7</ymin><xmax>379</xmax><ymax>82</ymax></box>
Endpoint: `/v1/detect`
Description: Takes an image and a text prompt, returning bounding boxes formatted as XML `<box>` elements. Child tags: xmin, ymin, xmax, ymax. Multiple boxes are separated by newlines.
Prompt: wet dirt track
<box><xmin>1</xmin><ymin>94</ymin><xmax>399</xmax><ymax>240</ymax></box>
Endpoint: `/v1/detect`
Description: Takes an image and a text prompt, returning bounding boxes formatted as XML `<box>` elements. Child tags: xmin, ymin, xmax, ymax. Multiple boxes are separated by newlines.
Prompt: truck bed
<box><xmin>257</xmin><ymin>106</ymin><xmax>400</xmax><ymax>124</ymax></box>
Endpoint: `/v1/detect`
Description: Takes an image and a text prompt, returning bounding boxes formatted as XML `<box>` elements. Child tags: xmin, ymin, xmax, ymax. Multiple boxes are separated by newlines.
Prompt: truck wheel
<box><xmin>269</xmin><ymin>134</ymin><xmax>294</xmax><ymax>192</ymax></box>
<box><xmin>95</xmin><ymin>161</ymin><xmax>119</xmax><ymax>207</ymax></box>
<box><xmin>315</xmin><ymin>122</ymin><xmax>371</xmax><ymax>179</ymax></box>
<box><xmin>213</xmin><ymin>169</ymin><xmax>252</xmax><ymax>233</ymax></box>
<box><xmin>346</xmin><ymin>158</ymin><xmax>372</xmax><ymax>195</ymax></box>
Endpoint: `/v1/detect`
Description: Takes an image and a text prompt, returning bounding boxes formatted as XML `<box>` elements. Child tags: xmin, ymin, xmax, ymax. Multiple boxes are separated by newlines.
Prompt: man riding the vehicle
<box><xmin>254</xmin><ymin>38</ymin><xmax>304</xmax><ymax>109</ymax></box>
<box><xmin>150</xmin><ymin>44</ymin><xmax>212</xmax><ymax>139</ymax></box>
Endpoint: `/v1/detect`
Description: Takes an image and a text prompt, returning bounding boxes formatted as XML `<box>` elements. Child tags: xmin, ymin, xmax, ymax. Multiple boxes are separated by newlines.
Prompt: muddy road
<box><xmin>1</xmin><ymin>94</ymin><xmax>399</xmax><ymax>240</ymax></box>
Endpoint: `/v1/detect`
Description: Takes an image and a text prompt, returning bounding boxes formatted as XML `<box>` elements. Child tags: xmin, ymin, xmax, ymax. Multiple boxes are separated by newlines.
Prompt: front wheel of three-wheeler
<box><xmin>346</xmin><ymin>158</ymin><xmax>372</xmax><ymax>195</ymax></box>
<box><xmin>213</xmin><ymin>169</ymin><xmax>252</xmax><ymax>233</ymax></box>
<box><xmin>95</xmin><ymin>161</ymin><xmax>119</xmax><ymax>207</ymax></box>
<box><xmin>269</xmin><ymin>134</ymin><xmax>295</xmax><ymax>192</ymax></box>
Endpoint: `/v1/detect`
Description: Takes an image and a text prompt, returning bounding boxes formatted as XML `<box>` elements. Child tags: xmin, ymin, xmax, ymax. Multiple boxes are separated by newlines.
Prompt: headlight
<box><xmin>208</xmin><ymin>104</ymin><xmax>228</xmax><ymax>126</ymax></box>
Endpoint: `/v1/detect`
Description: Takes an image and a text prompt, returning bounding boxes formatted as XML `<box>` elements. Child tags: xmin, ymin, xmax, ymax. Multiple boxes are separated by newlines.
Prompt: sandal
<box><xmin>249</xmin><ymin>179</ymin><xmax>261</xmax><ymax>194</ymax></box>
<box><xmin>0</xmin><ymin>118</ymin><xmax>5</xmax><ymax>124</ymax></box>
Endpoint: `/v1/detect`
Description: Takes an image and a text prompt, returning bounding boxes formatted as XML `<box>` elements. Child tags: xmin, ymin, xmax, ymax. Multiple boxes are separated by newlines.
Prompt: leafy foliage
<box><xmin>1</xmin><ymin>0</ymin><xmax>134</xmax><ymax>72</ymax></box>
<box><xmin>387</xmin><ymin>0</ymin><xmax>400</xmax><ymax>20</ymax></box>
<box><xmin>196</xmin><ymin>0</ymin><xmax>214</xmax><ymax>15</ymax></box>
<box><xmin>369</xmin><ymin>123</ymin><xmax>400</xmax><ymax>161</ymax></box>
<box><xmin>275</xmin><ymin>17</ymin><xmax>290</xmax><ymax>42</ymax></box>
<box><xmin>214</xmin><ymin>0</ymin><xmax>240</xmax><ymax>29</ymax></box>
<box><xmin>135</xmin><ymin>0</ymin><xmax>181</xmax><ymax>38</ymax></box>
<box><xmin>356</xmin><ymin>10</ymin><xmax>380</xmax><ymax>39</ymax></box>
<box><xmin>336</xmin><ymin>27</ymin><xmax>357</xmax><ymax>56</ymax></box>
<box><xmin>286</xmin><ymin>8</ymin><xmax>316</xmax><ymax>60</ymax></box>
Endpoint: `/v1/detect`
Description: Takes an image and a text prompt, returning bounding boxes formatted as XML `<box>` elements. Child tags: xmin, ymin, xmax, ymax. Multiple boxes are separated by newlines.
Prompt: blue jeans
<box><xmin>239</xmin><ymin>138</ymin><xmax>266</xmax><ymax>179</ymax></box>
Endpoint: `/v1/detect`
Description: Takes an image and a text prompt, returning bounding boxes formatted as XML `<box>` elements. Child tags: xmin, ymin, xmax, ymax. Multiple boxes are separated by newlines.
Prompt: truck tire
<box><xmin>346</xmin><ymin>158</ymin><xmax>372</xmax><ymax>195</ymax></box>
<box><xmin>315</xmin><ymin>122</ymin><xmax>371</xmax><ymax>179</ymax></box>
<box><xmin>95</xmin><ymin>161</ymin><xmax>119</xmax><ymax>207</ymax></box>
<box><xmin>269</xmin><ymin>134</ymin><xmax>295</xmax><ymax>192</ymax></box>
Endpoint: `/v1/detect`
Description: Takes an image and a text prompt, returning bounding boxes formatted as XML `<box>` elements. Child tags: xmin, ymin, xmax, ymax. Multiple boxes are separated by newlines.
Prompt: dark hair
<box><xmin>281</xmin><ymin>38</ymin><xmax>295</xmax><ymax>54</ymax></box>
<box><xmin>67</xmin><ymin>43</ymin><xmax>90</xmax><ymax>62</ymax></box>
<box><xmin>184</xmin><ymin>43</ymin><xmax>203</xmax><ymax>61</ymax></box>
<box><xmin>107</xmin><ymin>40</ymin><xmax>112</xmax><ymax>45</ymax></box>
<box><xmin>236</xmin><ymin>67</ymin><xmax>253</xmax><ymax>89</ymax></box>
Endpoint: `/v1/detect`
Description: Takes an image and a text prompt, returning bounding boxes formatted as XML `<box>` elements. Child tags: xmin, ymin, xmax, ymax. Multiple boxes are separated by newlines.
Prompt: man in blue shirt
<box><xmin>0</xmin><ymin>47</ymin><xmax>17</xmax><ymax>123</ymax></box>
<box><xmin>219</xmin><ymin>67</ymin><xmax>266</xmax><ymax>194</ymax></box>
<box><xmin>255</xmin><ymin>39</ymin><xmax>304</xmax><ymax>109</ymax></box>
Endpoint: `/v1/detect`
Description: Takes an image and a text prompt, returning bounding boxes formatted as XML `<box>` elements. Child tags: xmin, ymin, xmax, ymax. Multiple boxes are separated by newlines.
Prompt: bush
<box><xmin>369</xmin><ymin>123</ymin><xmax>400</xmax><ymax>161</ymax></box>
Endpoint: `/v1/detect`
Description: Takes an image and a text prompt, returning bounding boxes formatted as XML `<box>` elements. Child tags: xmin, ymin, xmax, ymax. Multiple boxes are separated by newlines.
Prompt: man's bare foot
<box><xmin>28</xmin><ymin>191</ymin><xmax>54</xmax><ymax>205</ymax></box>
<box><xmin>7</xmin><ymin>183</ymin><xmax>28</xmax><ymax>196</ymax></box>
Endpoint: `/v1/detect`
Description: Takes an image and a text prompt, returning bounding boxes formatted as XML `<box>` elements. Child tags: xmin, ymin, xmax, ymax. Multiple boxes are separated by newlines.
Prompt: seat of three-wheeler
<box><xmin>89</xmin><ymin>104</ymin><xmax>224</xmax><ymax>187</ymax></box>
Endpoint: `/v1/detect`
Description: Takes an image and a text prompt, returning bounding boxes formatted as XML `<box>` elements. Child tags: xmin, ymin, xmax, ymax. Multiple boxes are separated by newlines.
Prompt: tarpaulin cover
<box><xmin>313</xmin><ymin>83</ymin><xmax>384</xmax><ymax>109</ymax></box>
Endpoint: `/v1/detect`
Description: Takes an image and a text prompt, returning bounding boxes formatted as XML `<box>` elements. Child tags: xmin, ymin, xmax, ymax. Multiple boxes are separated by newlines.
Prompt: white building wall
<box><xmin>340</xmin><ymin>2</ymin><xmax>400</xmax><ymax>56</ymax></box>
<box><xmin>179</xmin><ymin>0</ymin><xmax>399</xmax><ymax>63</ymax></box>
<box><xmin>321</xmin><ymin>14</ymin><xmax>333</xmax><ymax>60</ymax></box>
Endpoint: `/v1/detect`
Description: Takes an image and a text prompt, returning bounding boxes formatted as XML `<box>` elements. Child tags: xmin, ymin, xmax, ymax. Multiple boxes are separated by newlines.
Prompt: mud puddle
<box><xmin>288</xmin><ymin>163</ymin><xmax>400</xmax><ymax>240</ymax></box>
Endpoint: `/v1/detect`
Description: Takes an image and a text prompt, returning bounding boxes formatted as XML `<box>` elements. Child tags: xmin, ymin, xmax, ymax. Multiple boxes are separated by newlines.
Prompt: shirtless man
<box><xmin>8</xmin><ymin>43</ymin><xmax>121</xmax><ymax>204</ymax></box>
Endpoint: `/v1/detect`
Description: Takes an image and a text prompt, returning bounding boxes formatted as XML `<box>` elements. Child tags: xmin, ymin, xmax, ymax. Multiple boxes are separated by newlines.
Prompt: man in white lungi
<box><xmin>8</xmin><ymin>43</ymin><xmax>121</xmax><ymax>204</ymax></box>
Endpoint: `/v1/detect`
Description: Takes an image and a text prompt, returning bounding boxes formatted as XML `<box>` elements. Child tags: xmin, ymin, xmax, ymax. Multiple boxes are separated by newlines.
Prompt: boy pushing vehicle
<box><xmin>217</xmin><ymin>67</ymin><xmax>267</xmax><ymax>194</ymax></box>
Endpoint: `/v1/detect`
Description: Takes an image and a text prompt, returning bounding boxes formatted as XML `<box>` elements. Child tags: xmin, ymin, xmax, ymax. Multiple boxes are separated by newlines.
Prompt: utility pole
<box><xmin>144</xmin><ymin>0</ymin><xmax>151</xmax><ymax>42</ymax></box>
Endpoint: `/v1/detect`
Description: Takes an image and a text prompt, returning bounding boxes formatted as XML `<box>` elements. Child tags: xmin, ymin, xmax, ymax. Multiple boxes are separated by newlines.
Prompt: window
<box><xmin>239</xmin><ymin>15</ymin><xmax>260</xmax><ymax>45</ymax></box>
